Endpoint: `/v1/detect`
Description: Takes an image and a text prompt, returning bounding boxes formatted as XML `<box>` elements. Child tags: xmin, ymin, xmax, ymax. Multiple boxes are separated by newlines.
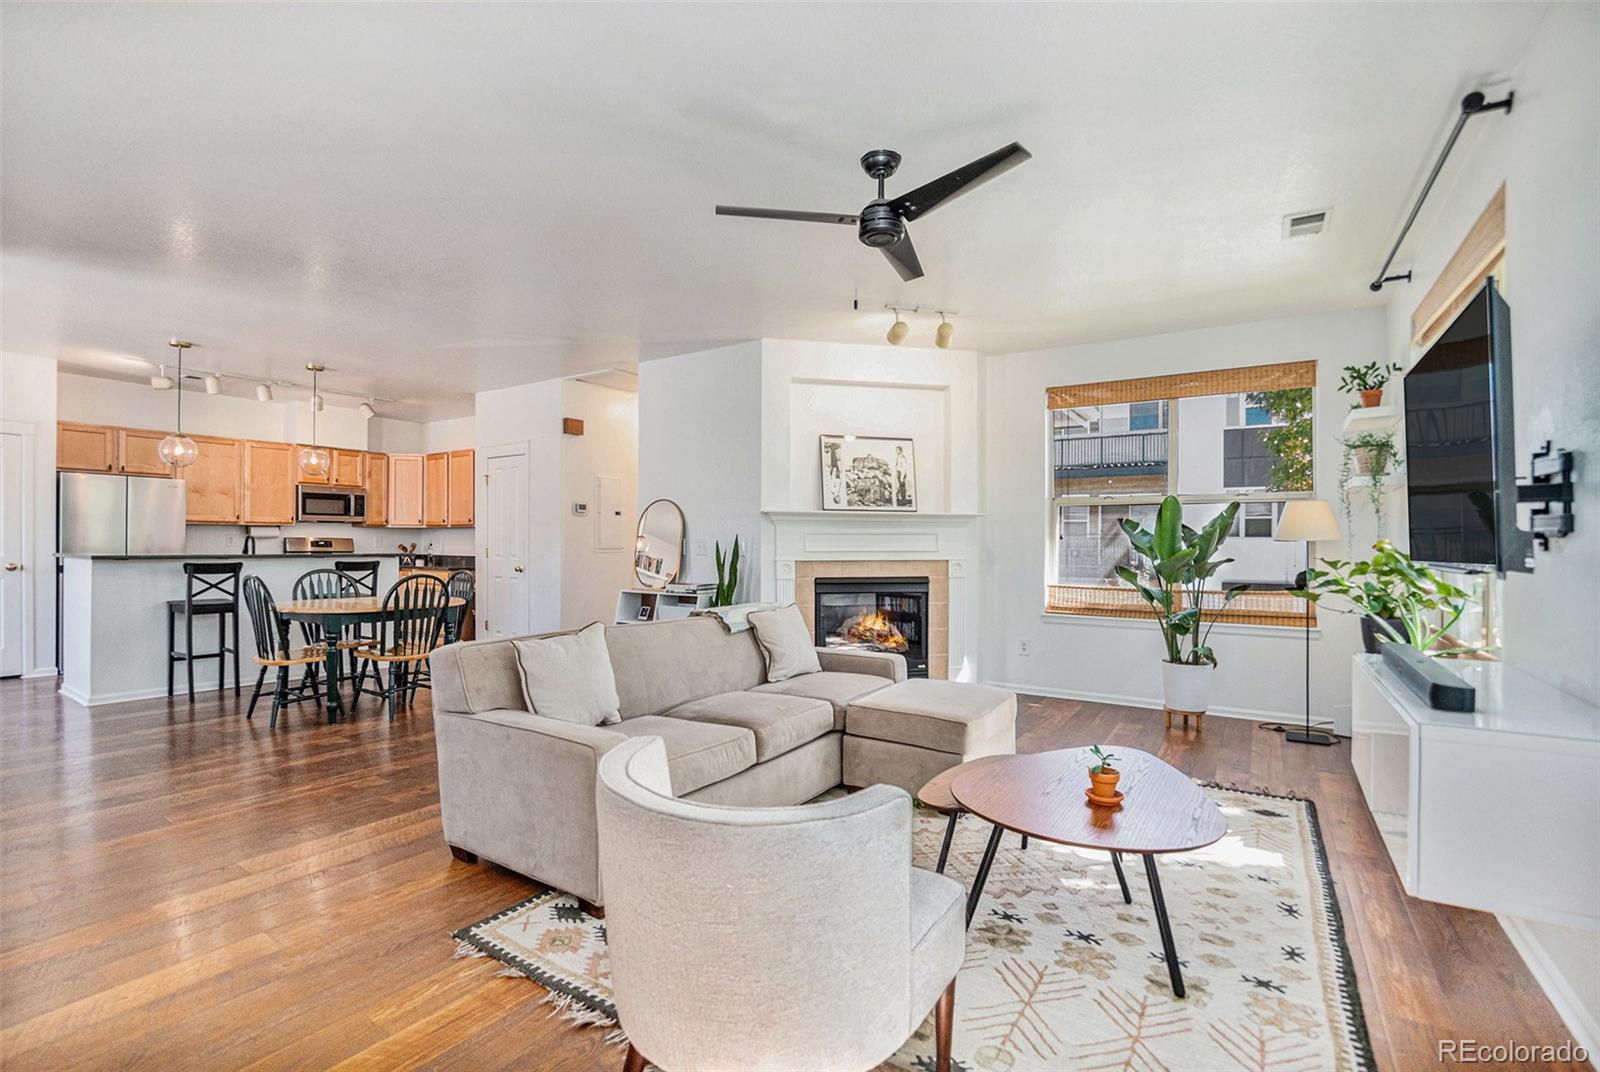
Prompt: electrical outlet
<box><xmin>693</xmin><ymin>538</ymin><xmax>710</xmax><ymax>558</ymax></box>
<box><xmin>1018</xmin><ymin>638</ymin><xmax>1032</xmax><ymax>657</ymax></box>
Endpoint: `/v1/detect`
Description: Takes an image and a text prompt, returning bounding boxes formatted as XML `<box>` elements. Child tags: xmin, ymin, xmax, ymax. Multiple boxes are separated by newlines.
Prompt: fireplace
<box><xmin>814</xmin><ymin>577</ymin><xmax>930</xmax><ymax>678</ymax></box>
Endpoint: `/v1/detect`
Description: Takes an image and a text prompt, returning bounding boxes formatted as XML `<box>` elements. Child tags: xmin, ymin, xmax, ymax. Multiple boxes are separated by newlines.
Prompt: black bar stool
<box><xmin>167</xmin><ymin>562</ymin><xmax>243</xmax><ymax>701</ymax></box>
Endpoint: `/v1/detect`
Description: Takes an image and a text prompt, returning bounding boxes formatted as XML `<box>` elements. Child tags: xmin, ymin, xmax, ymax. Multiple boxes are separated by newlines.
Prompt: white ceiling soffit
<box><xmin>571</xmin><ymin>368</ymin><xmax>640</xmax><ymax>394</ymax></box>
<box><xmin>0</xmin><ymin>3</ymin><xmax>1550</xmax><ymax>417</ymax></box>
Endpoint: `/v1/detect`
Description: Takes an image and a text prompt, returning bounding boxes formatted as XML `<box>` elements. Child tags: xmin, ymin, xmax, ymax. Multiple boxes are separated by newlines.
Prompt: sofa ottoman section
<box><xmin>843</xmin><ymin>680</ymin><xmax>1017</xmax><ymax>794</ymax></box>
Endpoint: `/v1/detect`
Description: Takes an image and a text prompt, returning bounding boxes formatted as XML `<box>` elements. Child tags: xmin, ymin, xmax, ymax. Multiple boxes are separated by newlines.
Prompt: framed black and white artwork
<box><xmin>819</xmin><ymin>435</ymin><xmax>916</xmax><ymax>512</ymax></box>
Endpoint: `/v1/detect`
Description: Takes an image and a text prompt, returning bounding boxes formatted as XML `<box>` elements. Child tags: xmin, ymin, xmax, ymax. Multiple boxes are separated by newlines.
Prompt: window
<box><xmin>1045</xmin><ymin>362</ymin><xmax>1316</xmax><ymax>624</ymax></box>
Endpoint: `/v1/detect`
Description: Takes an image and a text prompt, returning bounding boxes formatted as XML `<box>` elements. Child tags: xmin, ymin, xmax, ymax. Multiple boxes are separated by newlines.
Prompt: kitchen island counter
<box><xmin>59</xmin><ymin>553</ymin><xmax>407</xmax><ymax>706</ymax></box>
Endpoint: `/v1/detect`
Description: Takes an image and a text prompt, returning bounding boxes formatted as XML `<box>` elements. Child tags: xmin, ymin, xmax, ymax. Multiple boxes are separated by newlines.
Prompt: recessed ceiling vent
<box><xmin>1283</xmin><ymin>209</ymin><xmax>1330</xmax><ymax>239</ymax></box>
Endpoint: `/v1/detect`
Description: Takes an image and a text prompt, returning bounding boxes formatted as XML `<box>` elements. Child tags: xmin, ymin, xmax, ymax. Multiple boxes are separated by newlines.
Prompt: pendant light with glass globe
<box><xmin>298</xmin><ymin>364</ymin><xmax>332</xmax><ymax>478</ymax></box>
<box><xmin>157</xmin><ymin>340</ymin><xmax>201</xmax><ymax>468</ymax></box>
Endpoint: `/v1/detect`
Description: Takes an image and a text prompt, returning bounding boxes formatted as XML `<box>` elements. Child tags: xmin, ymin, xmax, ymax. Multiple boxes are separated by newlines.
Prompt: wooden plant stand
<box><xmin>1164</xmin><ymin>706</ymin><xmax>1204</xmax><ymax>732</ymax></box>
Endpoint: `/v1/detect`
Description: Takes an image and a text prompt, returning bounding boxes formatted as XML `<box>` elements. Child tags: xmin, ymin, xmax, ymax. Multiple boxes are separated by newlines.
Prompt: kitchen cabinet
<box><xmin>423</xmin><ymin>452</ymin><xmax>449</xmax><ymax>527</ymax></box>
<box><xmin>363</xmin><ymin>452</ymin><xmax>389</xmax><ymax>527</ymax></box>
<box><xmin>116</xmin><ymin>428</ymin><xmax>176</xmax><ymax>476</ymax></box>
<box><xmin>389</xmin><ymin>453</ymin><xmax>425</xmax><ymax>528</ymax></box>
<box><xmin>241</xmin><ymin>440</ymin><xmax>297</xmax><ymax>524</ymax></box>
<box><xmin>330</xmin><ymin>448</ymin><xmax>365</xmax><ymax>488</ymax></box>
<box><xmin>184</xmin><ymin>436</ymin><xmax>242</xmax><ymax>523</ymax></box>
<box><xmin>57</xmin><ymin>423</ymin><xmax>117</xmax><ymax>473</ymax></box>
<box><xmin>446</xmin><ymin>449</ymin><xmax>475</xmax><ymax>527</ymax></box>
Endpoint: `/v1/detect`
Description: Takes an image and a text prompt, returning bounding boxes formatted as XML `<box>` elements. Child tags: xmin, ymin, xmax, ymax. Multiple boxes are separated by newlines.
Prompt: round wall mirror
<box><xmin>634</xmin><ymin>498</ymin><xmax>686</xmax><ymax>589</ymax></box>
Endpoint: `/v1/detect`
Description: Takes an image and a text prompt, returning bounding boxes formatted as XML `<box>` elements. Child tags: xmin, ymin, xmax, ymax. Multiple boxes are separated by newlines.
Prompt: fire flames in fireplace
<box><xmin>835</xmin><ymin>610</ymin><xmax>910</xmax><ymax>653</ymax></box>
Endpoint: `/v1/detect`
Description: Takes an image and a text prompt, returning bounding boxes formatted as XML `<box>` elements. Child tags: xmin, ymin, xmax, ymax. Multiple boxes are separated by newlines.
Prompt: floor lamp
<box><xmin>1273</xmin><ymin>500</ymin><xmax>1342</xmax><ymax>746</ymax></box>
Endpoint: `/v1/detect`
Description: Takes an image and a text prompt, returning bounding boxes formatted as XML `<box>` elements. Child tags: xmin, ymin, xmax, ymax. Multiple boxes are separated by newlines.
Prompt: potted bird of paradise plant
<box><xmin>1116</xmin><ymin>496</ymin><xmax>1245</xmax><ymax>722</ymax></box>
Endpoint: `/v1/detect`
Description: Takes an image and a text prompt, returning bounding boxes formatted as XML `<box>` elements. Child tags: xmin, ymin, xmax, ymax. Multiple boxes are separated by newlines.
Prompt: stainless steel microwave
<box><xmin>296</xmin><ymin>484</ymin><xmax>367</xmax><ymax>523</ymax></box>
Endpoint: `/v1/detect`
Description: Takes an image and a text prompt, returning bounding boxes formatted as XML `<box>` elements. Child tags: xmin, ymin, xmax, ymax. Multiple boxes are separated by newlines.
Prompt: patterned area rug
<box><xmin>452</xmin><ymin>785</ymin><xmax>1375</xmax><ymax>1071</ymax></box>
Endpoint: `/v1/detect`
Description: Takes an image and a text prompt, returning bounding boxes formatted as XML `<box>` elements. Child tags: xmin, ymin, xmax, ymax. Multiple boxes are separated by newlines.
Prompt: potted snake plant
<box><xmin>1116</xmin><ymin>496</ymin><xmax>1245</xmax><ymax>719</ymax></box>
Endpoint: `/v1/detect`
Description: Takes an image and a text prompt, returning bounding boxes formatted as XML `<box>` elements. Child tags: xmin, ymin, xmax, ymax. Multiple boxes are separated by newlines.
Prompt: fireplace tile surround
<box><xmin>765</xmin><ymin>510</ymin><xmax>979</xmax><ymax>682</ymax></box>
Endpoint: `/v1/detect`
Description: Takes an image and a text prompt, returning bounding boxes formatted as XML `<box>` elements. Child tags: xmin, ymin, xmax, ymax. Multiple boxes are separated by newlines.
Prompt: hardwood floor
<box><xmin>0</xmin><ymin>677</ymin><xmax>1586</xmax><ymax>1070</ymax></box>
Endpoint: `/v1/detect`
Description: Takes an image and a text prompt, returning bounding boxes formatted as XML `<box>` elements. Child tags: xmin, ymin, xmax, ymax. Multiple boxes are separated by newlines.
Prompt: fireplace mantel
<box><xmin>762</xmin><ymin>509</ymin><xmax>980</xmax><ymax>680</ymax></box>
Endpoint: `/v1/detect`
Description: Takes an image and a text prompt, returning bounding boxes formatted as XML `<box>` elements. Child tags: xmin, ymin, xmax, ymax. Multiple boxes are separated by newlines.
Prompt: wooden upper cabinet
<box><xmin>363</xmin><ymin>452</ymin><xmax>389</xmax><ymax>527</ymax></box>
<box><xmin>116</xmin><ymin>428</ymin><xmax>176</xmax><ymax>476</ymax></box>
<box><xmin>57</xmin><ymin>423</ymin><xmax>117</xmax><ymax>473</ymax></box>
<box><xmin>388</xmin><ymin>453</ymin><xmax>425</xmax><ymax>528</ymax></box>
<box><xmin>241</xmin><ymin>440</ymin><xmax>297</xmax><ymax>525</ymax></box>
<box><xmin>330</xmin><ymin>448</ymin><xmax>365</xmax><ymax>488</ymax></box>
<box><xmin>423</xmin><ymin>452</ymin><xmax>449</xmax><ymax>528</ymax></box>
<box><xmin>183</xmin><ymin>436</ymin><xmax>242</xmax><ymax>524</ymax></box>
<box><xmin>446</xmin><ymin>449</ymin><xmax>474</xmax><ymax>527</ymax></box>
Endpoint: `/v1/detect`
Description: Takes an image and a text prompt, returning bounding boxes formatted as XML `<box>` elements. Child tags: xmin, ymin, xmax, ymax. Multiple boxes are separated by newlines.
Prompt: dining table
<box><xmin>276</xmin><ymin>596</ymin><xmax>465</xmax><ymax>721</ymax></box>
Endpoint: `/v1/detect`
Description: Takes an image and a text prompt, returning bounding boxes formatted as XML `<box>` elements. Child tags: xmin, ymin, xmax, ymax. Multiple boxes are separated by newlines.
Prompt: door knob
<box><xmin>513</xmin><ymin>565</ymin><xmax>525</xmax><ymax>573</ymax></box>
<box><xmin>4</xmin><ymin>563</ymin><xmax>20</xmax><ymax>572</ymax></box>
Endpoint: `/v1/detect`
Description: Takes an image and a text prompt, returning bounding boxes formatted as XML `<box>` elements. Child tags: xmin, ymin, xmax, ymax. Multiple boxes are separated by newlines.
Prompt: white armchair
<box><xmin>597</xmin><ymin>736</ymin><xmax>964</xmax><ymax>1072</ymax></box>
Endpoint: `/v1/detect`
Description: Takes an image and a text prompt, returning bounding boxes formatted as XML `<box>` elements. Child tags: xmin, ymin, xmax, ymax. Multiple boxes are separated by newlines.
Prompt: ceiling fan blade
<box><xmin>715</xmin><ymin>205</ymin><xmax>859</xmax><ymax>225</ymax></box>
<box><xmin>881</xmin><ymin>229</ymin><xmax>924</xmax><ymax>282</ymax></box>
<box><xmin>890</xmin><ymin>141</ymin><xmax>1032</xmax><ymax>222</ymax></box>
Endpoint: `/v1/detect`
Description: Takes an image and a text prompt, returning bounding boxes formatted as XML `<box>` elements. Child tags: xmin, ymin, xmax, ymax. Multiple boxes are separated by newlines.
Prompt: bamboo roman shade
<box><xmin>1411</xmin><ymin>183</ymin><xmax>1506</xmax><ymax>347</ymax></box>
<box><xmin>1046</xmin><ymin>360</ymin><xmax>1316</xmax><ymax>409</ymax></box>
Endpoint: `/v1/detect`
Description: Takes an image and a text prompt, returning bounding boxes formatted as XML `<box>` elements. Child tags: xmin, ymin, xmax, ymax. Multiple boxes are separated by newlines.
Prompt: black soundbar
<box><xmin>1380</xmin><ymin>642</ymin><xmax>1477</xmax><ymax>713</ymax></box>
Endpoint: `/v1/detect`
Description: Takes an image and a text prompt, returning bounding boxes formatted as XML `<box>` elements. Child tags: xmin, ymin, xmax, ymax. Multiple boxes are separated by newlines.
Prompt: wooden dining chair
<box><xmin>335</xmin><ymin>560</ymin><xmax>382</xmax><ymax>668</ymax></box>
<box><xmin>241</xmin><ymin>575</ymin><xmax>327</xmax><ymax>728</ymax></box>
<box><xmin>292</xmin><ymin>569</ymin><xmax>361</xmax><ymax>694</ymax></box>
<box><xmin>350</xmin><ymin>575</ymin><xmax>449</xmax><ymax>719</ymax></box>
<box><xmin>403</xmin><ymin>569</ymin><xmax>476</xmax><ymax>703</ymax></box>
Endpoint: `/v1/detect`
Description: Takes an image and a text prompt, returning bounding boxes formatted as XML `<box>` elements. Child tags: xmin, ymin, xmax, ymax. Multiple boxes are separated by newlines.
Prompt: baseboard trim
<box><xmin>982</xmin><ymin>680</ymin><xmax>1346</xmax><ymax>733</ymax></box>
<box><xmin>1498</xmin><ymin>915</ymin><xmax>1600</xmax><ymax>1065</ymax></box>
<box><xmin>23</xmin><ymin>666</ymin><xmax>59</xmax><ymax>679</ymax></box>
<box><xmin>59</xmin><ymin>680</ymin><xmax>228</xmax><ymax>707</ymax></box>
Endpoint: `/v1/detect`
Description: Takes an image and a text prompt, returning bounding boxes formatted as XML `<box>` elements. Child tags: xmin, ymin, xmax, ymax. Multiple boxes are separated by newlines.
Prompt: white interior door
<box><xmin>482</xmin><ymin>447</ymin><xmax>530</xmax><ymax>638</ymax></box>
<box><xmin>0</xmin><ymin>434</ymin><xmax>26</xmax><ymax>677</ymax></box>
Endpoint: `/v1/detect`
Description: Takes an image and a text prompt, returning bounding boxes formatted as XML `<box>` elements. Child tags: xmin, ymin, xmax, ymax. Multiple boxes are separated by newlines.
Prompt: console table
<box><xmin>1349</xmin><ymin>654</ymin><xmax>1600</xmax><ymax>930</ymax></box>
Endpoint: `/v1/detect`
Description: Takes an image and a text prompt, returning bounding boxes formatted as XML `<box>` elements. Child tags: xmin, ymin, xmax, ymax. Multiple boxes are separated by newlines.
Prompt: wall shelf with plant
<box><xmin>1338</xmin><ymin>430</ymin><xmax>1403</xmax><ymax>536</ymax></box>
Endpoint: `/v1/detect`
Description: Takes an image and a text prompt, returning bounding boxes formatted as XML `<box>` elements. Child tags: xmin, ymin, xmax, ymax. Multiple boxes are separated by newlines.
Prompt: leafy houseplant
<box><xmin>1115</xmin><ymin>496</ymin><xmax>1245</xmax><ymax>720</ymax></box>
<box><xmin>1339</xmin><ymin>361</ymin><xmax>1405</xmax><ymax>407</ymax></box>
<box><xmin>1299</xmin><ymin>540</ymin><xmax>1479</xmax><ymax>656</ymax></box>
<box><xmin>1338</xmin><ymin>431</ymin><xmax>1403</xmax><ymax>535</ymax></box>
<box><xmin>1087</xmin><ymin>745</ymin><xmax>1121</xmax><ymax>798</ymax></box>
<box><xmin>711</xmin><ymin>537</ymin><xmax>741</xmax><ymax>608</ymax></box>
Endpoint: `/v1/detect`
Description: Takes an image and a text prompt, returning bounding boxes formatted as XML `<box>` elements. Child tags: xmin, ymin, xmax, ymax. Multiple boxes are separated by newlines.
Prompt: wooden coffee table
<box><xmin>915</xmin><ymin>755</ymin><xmax>1023</xmax><ymax>875</ymax></box>
<box><xmin>950</xmin><ymin>746</ymin><xmax>1227</xmax><ymax>997</ymax></box>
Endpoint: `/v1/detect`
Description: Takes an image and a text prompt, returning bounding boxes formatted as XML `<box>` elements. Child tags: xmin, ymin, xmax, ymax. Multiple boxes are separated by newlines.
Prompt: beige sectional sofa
<box><xmin>429</xmin><ymin>616</ymin><xmax>1014</xmax><ymax>906</ymax></box>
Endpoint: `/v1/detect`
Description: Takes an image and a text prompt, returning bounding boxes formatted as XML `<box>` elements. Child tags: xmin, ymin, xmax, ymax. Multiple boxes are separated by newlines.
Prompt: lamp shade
<box><xmin>1274</xmin><ymin>499</ymin><xmax>1341</xmax><ymax>542</ymax></box>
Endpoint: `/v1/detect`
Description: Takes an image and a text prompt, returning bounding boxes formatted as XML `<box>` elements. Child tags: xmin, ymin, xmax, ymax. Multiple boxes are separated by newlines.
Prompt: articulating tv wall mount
<box><xmin>1517</xmin><ymin>441</ymin><xmax>1576</xmax><ymax>550</ymax></box>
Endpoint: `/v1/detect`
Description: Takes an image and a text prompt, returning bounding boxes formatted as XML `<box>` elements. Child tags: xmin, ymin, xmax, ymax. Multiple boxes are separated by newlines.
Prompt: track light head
<box><xmin>255</xmin><ymin>383</ymin><xmax>274</xmax><ymax>402</ymax></box>
<box><xmin>150</xmin><ymin>365</ymin><xmax>175</xmax><ymax>390</ymax></box>
<box><xmin>886</xmin><ymin>311</ymin><xmax>909</xmax><ymax>346</ymax></box>
<box><xmin>313</xmin><ymin>393</ymin><xmax>324</xmax><ymax>412</ymax></box>
<box><xmin>935</xmin><ymin>316</ymin><xmax>954</xmax><ymax>349</ymax></box>
<box><xmin>358</xmin><ymin>401</ymin><xmax>376</xmax><ymax>420</ymax></box>
<box><xmin>202</xmin><ymin>373</ymin><xmax>222</xmax><ymax>395</ymax></box>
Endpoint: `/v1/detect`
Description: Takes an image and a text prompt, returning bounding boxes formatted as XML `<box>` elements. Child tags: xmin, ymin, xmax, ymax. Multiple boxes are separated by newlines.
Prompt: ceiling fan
<box><xmin>715</xmin><ymin>141</ymin><xmax>1032</xmax><ymax>282</ymax></box>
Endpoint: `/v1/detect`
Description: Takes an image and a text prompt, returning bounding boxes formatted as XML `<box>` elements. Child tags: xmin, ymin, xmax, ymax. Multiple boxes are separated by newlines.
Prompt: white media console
<box><xmin>1350</xmin><ymin>653</ymin><xmax>1599</xmax><ymax>928</ymax></box>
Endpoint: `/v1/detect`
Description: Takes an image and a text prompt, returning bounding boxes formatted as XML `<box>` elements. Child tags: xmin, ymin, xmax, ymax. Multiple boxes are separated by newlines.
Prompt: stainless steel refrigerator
<box><xmin>58</xmin><ymin>473</ymin><xmax>187</xmax><ymax>555</ymax></box>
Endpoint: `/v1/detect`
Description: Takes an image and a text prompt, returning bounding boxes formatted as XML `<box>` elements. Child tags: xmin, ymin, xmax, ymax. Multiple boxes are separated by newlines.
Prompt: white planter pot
<box><xmin>1162</xmin><ymin>661</ymin><xmax>1215</xmax><ymax>713</ymax></box>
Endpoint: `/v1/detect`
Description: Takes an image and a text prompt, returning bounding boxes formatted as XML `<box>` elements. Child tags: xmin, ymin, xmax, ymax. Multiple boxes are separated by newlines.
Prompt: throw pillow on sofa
<box><xmin>747</xmin><ymin>604</ymin><xmax>822</xmax><ymax>683</ymax></box>
<box><xmin>511</xmin><ymin>622</ymin><xmax>622</xmax><ymax>726</ymax></box>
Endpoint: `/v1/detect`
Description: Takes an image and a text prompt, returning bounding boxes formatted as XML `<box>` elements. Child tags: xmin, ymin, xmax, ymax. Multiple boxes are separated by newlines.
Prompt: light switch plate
<box><xmin>693</xmin><ymin>538</ymin><xmax>710</xmax><ymax>558</ymax></box>
<box><xmin>572</xmin><ymin>502</ymin><xmax>588</xmax><ymax>516</ymax></box>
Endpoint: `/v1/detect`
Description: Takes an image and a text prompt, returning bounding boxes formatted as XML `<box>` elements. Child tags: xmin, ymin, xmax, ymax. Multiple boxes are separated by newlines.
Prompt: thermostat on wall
<box><xmin>572</xmin><ymin>502</ymin><xmax>589</xmax><ymax>516</ymax></box>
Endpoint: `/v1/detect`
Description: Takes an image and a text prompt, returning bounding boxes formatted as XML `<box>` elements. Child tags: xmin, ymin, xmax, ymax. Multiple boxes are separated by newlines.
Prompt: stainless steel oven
<box><xmin>296</xmin><ymin>485</ymin><xmax>367</xmax><ymax>523</ymax></box>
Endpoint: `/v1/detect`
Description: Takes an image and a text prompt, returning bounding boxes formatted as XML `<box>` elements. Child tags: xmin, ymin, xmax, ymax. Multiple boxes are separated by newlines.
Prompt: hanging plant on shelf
<box><xmin>1338</xmin><ymin>431</ymin><xmax>1403</xmax><ymax>536</ymax></box>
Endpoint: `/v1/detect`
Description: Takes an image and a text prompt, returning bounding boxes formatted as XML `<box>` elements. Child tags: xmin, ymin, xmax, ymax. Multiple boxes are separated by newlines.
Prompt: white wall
<box><xmin>983</xmin><ymin>307</ymin><xmax>1387</xmax><ymax>729</ymax></box>
<box><xmin>476</xmin><ymin>377</ymin><xmax>565</xmax><ymax>631</ymax></box>
<box><xmin>637</xmin><ymin>341</ymin><xmax>764</xmax><ymax>595</ymax></box>
<box><xmin>759</xmin><ymin>339</ymin><xmax>982</xmax><ymax>517</ymax></box>
<box><xmin>1379</xmin><ymin>2</ymin><xmax>1600</xmax><ymax>1050</ymax></box>
<box><xmin>2</xmin><ymin>352</ymin><xmax>59</xmax><ymax>676</ymax></box>
<box><xmin>559</xmin><ymin>380</ymin><xmax>638</xmax><ymax>626</ymax></box>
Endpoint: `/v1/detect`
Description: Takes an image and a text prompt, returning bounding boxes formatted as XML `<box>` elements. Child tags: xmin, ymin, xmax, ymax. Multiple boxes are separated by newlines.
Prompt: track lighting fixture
<box><xmin>150</xmin><ymin>366</ymin><xmax>175</xmax><ymax>390</ymax></box>
<box><xmin>935</xmin><ymin>313</ymin><xmax>954</xmax><ymax>349</ymax></box>
<box><xmin>886</xmin><ymin>309</ymin><xmax>910</xmax><ymax>346</ymax></box>
<box><xmin>202</xmin><ymin>373</ymin><xmax>222</xmax><ymax>395</ymax></box>
<box><xmin>357</xmin><ymin>400</ymin><xmax>376</xmax><ymax>420</ymax></box>
<box><xmin>157</xmin><ymin>341</ymin><xmax>200</xmax><ymax>469</ymax></box>
<box><xmin>255</xmin><ymin>383</ymin><xmax>274</xmax><ymax>402</ymax></box>
<box><xmin>313</xmin><ymin>393</ymin><xmax>325</xmax><ymax>413</ymax></box>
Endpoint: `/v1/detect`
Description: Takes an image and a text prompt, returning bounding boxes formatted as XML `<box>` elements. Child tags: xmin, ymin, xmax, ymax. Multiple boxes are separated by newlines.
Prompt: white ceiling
<box><xmin>1</xmin><ymin>2</ymin><xmax>1550</xmax><ymax>420</ymax></box>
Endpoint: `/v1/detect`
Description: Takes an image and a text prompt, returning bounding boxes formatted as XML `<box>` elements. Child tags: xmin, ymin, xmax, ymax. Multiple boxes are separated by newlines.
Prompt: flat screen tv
<box><xmin>1403</xmin><ymin>277</ymin><xmax>1531</xmax><ymax>573</ymax></box>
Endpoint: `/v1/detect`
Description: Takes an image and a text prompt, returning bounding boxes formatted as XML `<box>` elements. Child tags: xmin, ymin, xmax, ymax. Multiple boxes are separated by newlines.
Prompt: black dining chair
<box><xmin>335</xmin><ymin>560</ymin><xmax>382</xmax><ymax>674</ymax></box>
<box><xmin>241</xmin><ymin>575</ymin><xmax>327</xmax><ymax>728</ymax></box>
<box><xmin>167</xmin><ymin>562</ymin><xmax>243</xmax><ymax>701</ymax></box>
<box><xmin>404</xmin><ymin>568</ymin><xmax>475</xmax><ymax>703</ymax></box>
<box><xmin>350</xmin><ymin>574</ymin><xmax>449</xmax><ymax>719</ymax></box>
<box><xmin>292</xmin><ymin>568</ymin><xmax>359</xmax><ymax>697</ymax></box>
